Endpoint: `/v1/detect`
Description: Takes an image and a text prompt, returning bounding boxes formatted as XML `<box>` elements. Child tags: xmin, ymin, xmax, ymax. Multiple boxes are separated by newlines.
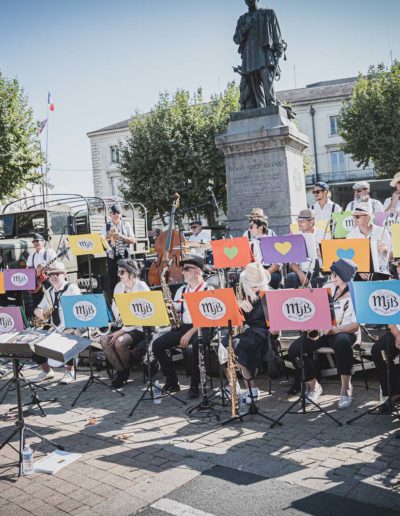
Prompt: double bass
<box><xmin>148</xmin><ymin>193</ymin><xmax>184</xmax><ymax>286</ymax></box>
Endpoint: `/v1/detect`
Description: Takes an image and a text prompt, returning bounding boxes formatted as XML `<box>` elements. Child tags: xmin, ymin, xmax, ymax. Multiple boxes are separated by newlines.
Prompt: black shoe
<box><xmin>112</xmin><ymin>370</ymin><xmax>129</xmax><ymax>388</ymax></box>
<box><xmin>188</xmin><ymin>387</ymin><xmax>200</xmax><ymax>399</ymax></box>
<box><xmin>378</xmin><ymin>399</ymin><xmax>395</xmax><ymax>415</ymax></box>
<box><xmin>288</xmin><ymin>382</ymin><xmax>300</xmax><ymax>395</ymax></box>
<box><xmin>162</xmin><ymin>382</ymin><xmax>180</xmax><ymax>393</ymax></box>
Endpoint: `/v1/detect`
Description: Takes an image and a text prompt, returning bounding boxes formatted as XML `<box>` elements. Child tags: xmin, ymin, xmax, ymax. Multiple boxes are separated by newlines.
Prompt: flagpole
<box><xmin>45</xmin><ymin>101</ymin><xmax>49</xmax><ymax>207</ymax></box>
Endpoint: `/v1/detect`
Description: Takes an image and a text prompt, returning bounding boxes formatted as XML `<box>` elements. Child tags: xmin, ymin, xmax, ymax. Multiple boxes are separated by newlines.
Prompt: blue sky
<box><xmin>2</xmin><ymin>0</ymin><xmax>399</xmax><ymax>196</ymax></box>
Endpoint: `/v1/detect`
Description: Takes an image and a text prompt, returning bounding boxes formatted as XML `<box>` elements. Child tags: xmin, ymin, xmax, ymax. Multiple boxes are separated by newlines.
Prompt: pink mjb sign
<box><xmin>264</xmin><ymin>288</ymin><xmax>332</xmax><ymax>332</ymax></box>
<box><xmin>0</xmin><ymin>307</ymin><xmax>25</xmax><ymax>333</ymax></box>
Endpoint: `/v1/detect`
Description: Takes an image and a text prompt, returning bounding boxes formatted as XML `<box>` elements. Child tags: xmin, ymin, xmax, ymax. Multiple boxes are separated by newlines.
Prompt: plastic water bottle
<box><xmin>153</xmin><ymin>380</ymin><xmax>162</xmax><ymax>404</ymax></box>
<box><xmin>238</xmin><ymin>393</ymin><xmax>247</xmax><ymax>416</ymax></box>
<box><xmin>22</xmin><ymin>445</ymin><xmax>34</xmax><ymax>475</ymax></box>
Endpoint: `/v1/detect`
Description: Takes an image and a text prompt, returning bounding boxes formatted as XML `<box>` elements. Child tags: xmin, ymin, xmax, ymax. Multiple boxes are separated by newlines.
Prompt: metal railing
<box><xmin>305</xmin><ymin>168</ymin><xmax>377</xmax><ymax>186</ymax></box>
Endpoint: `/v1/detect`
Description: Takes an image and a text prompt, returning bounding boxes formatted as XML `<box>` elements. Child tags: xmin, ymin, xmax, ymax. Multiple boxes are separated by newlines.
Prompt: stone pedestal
<box><xmin>215</xmin><ymin>106</ymin><xmax>309</xmax><ymax>235</ymax></box>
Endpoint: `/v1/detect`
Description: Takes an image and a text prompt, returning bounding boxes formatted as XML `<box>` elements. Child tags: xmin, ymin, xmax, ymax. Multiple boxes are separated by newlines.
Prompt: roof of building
<box><xmin>87</xmin><ymin>77</ymin><xmax>358</xmax><ymax>136</ymax></box>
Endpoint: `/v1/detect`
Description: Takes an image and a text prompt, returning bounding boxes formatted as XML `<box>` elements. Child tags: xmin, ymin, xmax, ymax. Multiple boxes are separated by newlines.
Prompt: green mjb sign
<box><xmin>332</xmin><ymin>211</ymin><xmax>356</xmax><ymax>238</ymax></box>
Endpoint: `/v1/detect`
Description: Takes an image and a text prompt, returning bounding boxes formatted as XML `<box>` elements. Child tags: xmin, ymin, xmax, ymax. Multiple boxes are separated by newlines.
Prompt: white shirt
<box><xmin>324</xmin><ymin>282</ymin><xmax>357</xmax><ymax>330</ymax></box>
<box><xmin>37</xmin><ymin>282</ymin><xmax>81</xmax><ymax>330</ymax></box>
<box><xmin>173</xmin><ymin>281</ymin><xmax>208</xmax><ymax>325</ymax></box>
<box><xmin>101</xmin><ymin>220</ymin><xmax>135</xmax><ymax>258</ymax></box>
<box><xmin>345</xmin><ymin>198</ymin><xmax>384</xmax><ymax>214</ymax></box>
<box><xmin>188</xmin><ymin>230</ymin><xmax>211</xmax><ymax>257</ymax></box>
<box><xmin>245</xmin><ymin>229</ymin><xmax>276</xmax><ymax>264</ymax></box>
<box><xmin>112</xmin><ymin>280</ymin><xmax>150</xmax><ymax>332</ymax></box>
<box><xmin>310</xmin><ymin>200</ymin><xmax>341</xmax><ymax>221</ymax></box>
<box><xmin>27</xmin><ymin>248</ymin><xmax>57</xmax><ymax>268</ymax></box>
<box><xmin>299</xmin><ymin>229</ymin><xmax>323</xmax><ymax>273</ymax></box>
<box><xmin>347</xmin><ymin>224</ymin><xmax>391</xmax><ymax>273</ymax></box>
<box><xmin>383</xmin><ymin>197</ymin><xmax>400</xmax><ymax>213</ymax></box>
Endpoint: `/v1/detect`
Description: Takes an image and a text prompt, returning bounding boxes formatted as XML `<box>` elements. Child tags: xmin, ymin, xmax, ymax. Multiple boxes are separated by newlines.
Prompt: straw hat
<box><xmin>246</xmin><ymin>208</ymin><xmax>266</xmax><ymax>219</ymax></box>
<box><xmin>390</xmin><ymin>172</ymin><xmax>400</xmax><ymax>188</ymax></box>
<box><xmin>353</xmin><ymin>202</ymin><xmax>372</xmax><ymax>215</ymax></box>
<box><xmin>242</xmin><ymin>262</ymin><xmax>271</xmax><ymax>287</ymax></box>
<box><xmin>47</xmin><ymin>261</ymin><xmax>66</xmax><ymax>274</ymax></box>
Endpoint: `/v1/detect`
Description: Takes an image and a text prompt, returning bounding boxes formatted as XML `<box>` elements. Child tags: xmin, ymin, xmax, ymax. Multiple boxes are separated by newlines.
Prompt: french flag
<box><xmin>48</xmin><ymin>92</ymin><xmax>55</xmax><ymax>112</ymax></box>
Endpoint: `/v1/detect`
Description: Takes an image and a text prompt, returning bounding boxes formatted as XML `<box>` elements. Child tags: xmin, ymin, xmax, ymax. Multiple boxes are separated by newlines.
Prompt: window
<box><xmin>330</xmin><ymin>151</ymin><xmax>345</xmax><ymax>174</ymax></box>
<box><xmin>329</xmin><ymin>115</ymin><xmax>339</xmax><ymax>135</ymax></box>
<box><xmin>110</xmin><ymin>145</ymin><xmax>119</xmax><ymax>164</ymax></box>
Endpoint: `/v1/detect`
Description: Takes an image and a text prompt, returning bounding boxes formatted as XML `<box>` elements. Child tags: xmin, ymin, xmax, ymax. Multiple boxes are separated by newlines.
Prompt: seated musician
<box><xmin>26</xmin><ymin>233</ymin><xmax>57</xmax><ymax>308</ymax></box>
<box><xmin>288</xmin><ymin>258</ymin><xmax>359</xmax><ymax>409</ymax></box>
<box><xmin>285</xmin><ymin>209</ymin><xmax>322</xmax><ymax>288</ymax></box>
<box><xmin>231</xmin><ymin>262</ymin><xmax>271</xmax><ymax>402</ymax></box>
<box><xmin>31</xmin><ymin>262</ymin><xmax>80</xmax><ymax>384</ymax></box>
<box><xmin>347</xmin><ymin>202</ymin><xmax>391</xmax><ymax>275</ymax></box>
<box><xmin>187</xmin><ymin>220</ymin><xmax>211</xmax><ymax>258</ymax></box>
<box><xmin>100</xmin><ymin>259</ymin><xmax>149</xmax><ymax>388</ymax></box>
<box><xmin>152</xmin><ymin>255</ymin><xmax>208</xmax><ymax>399</ymax></box>
<box><xmin>371</xmin><ymin>325</ymin><xmax>400</xmax><ymax>413</ymax></box>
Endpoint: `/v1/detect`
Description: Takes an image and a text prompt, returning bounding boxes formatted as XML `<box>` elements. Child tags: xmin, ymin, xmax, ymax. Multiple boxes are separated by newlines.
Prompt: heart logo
<box><xmin>336</xmin><ymin>248</ymin><xmax>355</xmax><ymax>260</ymax></box>
<box><xmin>223</xmin><ymin>246</ymin><xmax>239</xmax><ymax>259</ymax></box>
<box><xmin>274</xmin><ymin>242</ymin><xmax>292</xmax><ymax>255</ymax></box>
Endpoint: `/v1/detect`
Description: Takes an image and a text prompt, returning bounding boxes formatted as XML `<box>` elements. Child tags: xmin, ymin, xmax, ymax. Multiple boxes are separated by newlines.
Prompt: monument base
<box><xmin>216</xmin><ymin>106</ymin><xmax>309</xmax><ymax>236</ymax></box>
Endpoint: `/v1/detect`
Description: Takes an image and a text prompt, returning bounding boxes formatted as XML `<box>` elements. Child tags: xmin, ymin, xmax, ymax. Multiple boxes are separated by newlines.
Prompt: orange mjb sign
<box><xmin>321</xmin><ymin>238</ymin><xmax>370</xmax><ymax>273</ymax></box>
<box><xmin>211</xmin><ymin>237</ymin><xmax>252</xmax><ymax>268</ymax></box>
<box><xmin>184</xmin><ymin>288</ymin><xmax>243</xmax><ymax>328</ymax></box>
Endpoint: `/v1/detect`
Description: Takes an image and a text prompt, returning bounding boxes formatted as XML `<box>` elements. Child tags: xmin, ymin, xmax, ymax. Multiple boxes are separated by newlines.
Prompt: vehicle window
<box><xmin>0</xmin><ymin>215</ymin><xmax>15</xmax><ymax>238</ymax></box>
<box><xmin>50</xmin><ymin>212</ymin><xmax>69</xmax><ymax>234</ymax></box>
<box><xmin>16</xmin><ymin>212</ymin><xmax>47</xmax><ymax>237</ymax></box>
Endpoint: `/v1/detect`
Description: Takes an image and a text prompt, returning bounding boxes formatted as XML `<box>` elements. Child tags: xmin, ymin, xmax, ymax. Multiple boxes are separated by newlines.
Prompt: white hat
<box><xmin>390</xmin><ymin>172</ymin><xmax>400</xmax><ymax>188</ymax></box>
<box><xmin>353</xmin><ymin>202</ymin><xmax>372</xmax><ymax>215</ymax></box>
<box><xmin>240</xmin><ymin>262</ymin><xmax>270</xmax><ymax>303</ymax></box>
<box><xmin>246</xmin><ymin>208</ymin><xmax>266</xmax><ymax>219</ymax></box>
<box><xmin>47</xmin><ymin>261</ymin><xmax>66</xmax><ymax>274</ymax></box>
<box><xmin>353</xmin><ymin>181</ymin><xmax>370</xmax><ymax>191</ymax></box>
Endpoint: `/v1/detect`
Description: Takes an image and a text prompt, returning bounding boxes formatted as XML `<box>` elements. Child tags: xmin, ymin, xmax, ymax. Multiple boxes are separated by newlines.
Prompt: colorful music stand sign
<box><xmin>391</xmin><ymin>223</ymin><xmax>400</xmax><ymax>258</ymax></box>
<box><xmin>349</xmin><ymin>280</ymin><xmax>400</xmax><ymax>325</ymax></box>
<box><xmin>68</xmin><ymin>234</ymin><xmax>109</xmax><ymax>256</ymax></box>
<box><xmin>184</xmin><ymin>288</ymin><xmax>243</xmax><ymax>328</ymax></box>
<box><xmin>264</xmin><ymin>288</ymin><xmax>332</xmax><ymax>332</ymax></box>
<box><xmin>374</xmin><ymin>211</ymin><xmax>400</xmax><ymax>228</ymax></box>
<box><xmin>211</xmin><ymin>237</ymin><xmax>252</xmax><ymax>268</ymax></box>
<box><xmin>259</xmin><ymin>234</ymin><xmax>308</xmax><ymax>265</ymax></box>
<box><xmin>3</xmin><ymin>269</ymin><xmax>36</xmax><ymax>291</ymax></box>
<box><xmin>115</xmin><ymin>291</ymin><xmax>171</xmax><ymax>327</ymax></box>
<box><xmin>332</xmin><ymin>211</ymin><xmax>356</xmax><ymax>238</ymax></box>
<box><xmin>61</xmin><ymin>294</ymin><xmax>112</xmax><ymax>328</ymax></box>
<box><xmin>0</xmin><ymin>272</ymin><xmax>4</xmax><ymax>294</ymax></box>
<box><xmin>290</xmin><ymin>220</ymin><xmax>330</xmax><ymax>236</ymax></box>
<box><xmin>0</xmin><ymin>307</ymin><xmax>25</xmax><ymax>333</ymax></box>
<box><xmin>321</xmin><ymin>238</ymin><xmax>370</xmax><ymax>272</ymax></box>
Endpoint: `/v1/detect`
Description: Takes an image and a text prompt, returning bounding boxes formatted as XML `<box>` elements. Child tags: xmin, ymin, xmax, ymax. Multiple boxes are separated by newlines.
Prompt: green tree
<box><xmin>119</xmin><ymin>83</ymin><xmax>239</xmax><ymax>224</ymax></box>
<box><xmin>339</xmin><ymin>62</ymin><xmax>400</xmax><ymax>178</ymax></box>
<box><xmin>0</xmin><ymin>71</ymin><xmax>43</xmax><ymax>200</ymax></box>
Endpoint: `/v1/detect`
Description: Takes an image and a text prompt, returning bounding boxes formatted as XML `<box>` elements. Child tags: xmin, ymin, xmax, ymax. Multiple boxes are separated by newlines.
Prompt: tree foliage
<box><xmin>119</xmin><ymin>83</ymin><xmax>239</xmax><ymax>223</ymax></box>
<box><xmin>339</xmin><ymin>62</ymin><xmax>400</xmax><ymax>178</ymax></box>
<box><xmin>0</xmin><ymin>71</ymin><xmax>43</xmax><ymax>200</ymax></box>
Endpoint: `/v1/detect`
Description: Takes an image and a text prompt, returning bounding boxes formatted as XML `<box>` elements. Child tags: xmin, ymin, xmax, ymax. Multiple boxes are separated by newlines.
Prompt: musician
<box><xmin>285</xmin><ymin>209</ymin><xmax>323</xmax><ymax>288</ymax></box>
<box><xmin>187</xmin><ymin>220</ymin><xmax>211</xmax><ymax>257</ymax></box>
<box><xmin>231</xmin><ymin>262</ymin><xmax>271</xmax><ymax>402</ymax></box>
<box><xmin>346</xmin><ymin>202</ymin><xmax>391</xmax><ymax>274</ymax></box>
<box><xmin>288</xmin><ymin>258</ymin><xmax>359</xmax><ymax>408</ymax></box>
<box><xmin>30</xmin><ymin>262</ymin><xmax>81</xmax><ymax>384</ymax></box>
<box><xmin>371</xmin><ymin>325</ymin><xmax>400</xmax><ymax>413</ymax></box>
<box><xmin>246</xmin><ymin>217</ymin><xmax>281</xmax><ymax>289</ymax></box>
<box><xmin>383</xmin><ymin>172</ymin><xmax>400</xmax><ymax>214</ymax></box>
<box><xmin>101</xmin><ymin>204</ymin><xmax>136</xmax><ymax>296</ymax></box>
<box><xmin>345</xmin><ymin>181</ymin><xmax>383</xmax><ymax>214</ymax></box>
<box><xmin>152</xmin><ymin>255</ymin><xmax>208</xmax><ymax>399</ymax></box>
<box><xmin>310</xmin><ymin>182</ymin><xmax>341</xmax><ymax>221</ymax></box>
<box><xmin>26</xmin><ymin>233</ymin><xmax>57</xmax><ymax>308</ymax></box>
<box><xmin>100</xmin><ymin>259</ymin><xmax>149</xmax><ymax>388</ymax></box>
<box><xmin>246</xmin><ymin>207</ymin><xmax>266</xmax><ymax>223</ymax></box>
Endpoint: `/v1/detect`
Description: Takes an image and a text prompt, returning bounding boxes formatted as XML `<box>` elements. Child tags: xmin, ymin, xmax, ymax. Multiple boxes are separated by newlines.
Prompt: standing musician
<box><xmin>30</xmin><ymin>262</ymin><xmax>81</xmax><ymax>384</ymax></box>
<box><xmin>383</xmin><ymin>172</ymin><xmax>400</xmax><ymax>214</ymax></box>
<box><xmin>345</xmin><ymin>181</ymin><xmax>383</xmax><ymax>214</ymax></box>
<box><xmin>26</xmin><ymin>233</ymin><xmax>57</xmax><ymax>308</ymax></box>
<box><xmin>347</xmin><ymin>202</ymin><xmax>391</xmax><ymax>274</ymax></box>
<box><xmin>288</xmin><ymin>258</ymin><xmax>359</xmax><ymax>409</ymax></box>
<box><xmin>310</xmin><ymin>182</ymin><xmax>341</xmax><ymax>222</ymax></box>
<box><xmin>285</xmin><ymin>209</ymin><xmax>322</xmax><ymax>288</ymax></box>
<box><xmin>152</xmin><ymin>255</ymin><xmax>208</xmax><ymax>399</ymax></box>
<box><xmin>101</xmin><ymin>204</ymin><xmax>136</xmax><ymax>296</ymax></box>
<box><xmin>100</xmin><ymin>259</ymin><xmax>149</xmax><ymax>388</ymax></box>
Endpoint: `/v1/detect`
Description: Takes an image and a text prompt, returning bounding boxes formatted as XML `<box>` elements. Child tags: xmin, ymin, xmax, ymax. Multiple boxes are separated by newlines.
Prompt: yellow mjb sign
<box><xmin>68</xmin><ymin>234</ymin><xmax>109</xmax><ymax>256</ymax></box>
<box><xmin>114</xmin><ymin>291</ymin><xmax>171</xmax><ymax>327</ymax></box>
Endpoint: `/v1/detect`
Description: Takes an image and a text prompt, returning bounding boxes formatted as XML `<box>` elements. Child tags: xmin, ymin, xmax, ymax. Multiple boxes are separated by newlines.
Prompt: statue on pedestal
<box><xmin>234</xmin><ymin>0</ymin><xmax>286</xmax><ymax>110</ymax></box>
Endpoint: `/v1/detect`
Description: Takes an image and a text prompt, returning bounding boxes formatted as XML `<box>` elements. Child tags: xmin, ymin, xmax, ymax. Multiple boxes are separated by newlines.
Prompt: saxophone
<box><xmin>160</xmin><ymin>266</ymin><xmax>182</xmax><ymax>329</ymax></box>
<box><xmin>227</xmin><ymin>327</ymin><xmax>239</xmax><ymax>417</ymax></box>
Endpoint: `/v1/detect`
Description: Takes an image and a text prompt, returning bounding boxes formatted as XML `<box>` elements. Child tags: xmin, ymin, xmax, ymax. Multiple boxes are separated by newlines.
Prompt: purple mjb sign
<box><xmin>4</xmin><ymin>269</ymin><xmax>36</xmax><ymax>291</ymax></box>
<box><xmin>259</xmin><ymin>234</ymin><xmax>308</xmax><ymax>265</ymax></box>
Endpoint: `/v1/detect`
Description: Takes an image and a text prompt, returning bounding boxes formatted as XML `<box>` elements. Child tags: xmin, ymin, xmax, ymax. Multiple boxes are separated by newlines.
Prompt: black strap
<box><xmin>333</xmin><ymin>285</ymin><xmax>349</xmax><ymax>302</ymax></box>
<box><xmin>51</xmin><ymin>282</ymin><xmax>70</xmax><ymax>327</ymax></box>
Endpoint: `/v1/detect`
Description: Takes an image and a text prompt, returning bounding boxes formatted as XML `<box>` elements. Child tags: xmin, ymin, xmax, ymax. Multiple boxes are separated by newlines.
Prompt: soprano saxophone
<box><xmin>160</xmin><ymin>266</ymin><xmax>182</xmax><ymax>330</ymax></box>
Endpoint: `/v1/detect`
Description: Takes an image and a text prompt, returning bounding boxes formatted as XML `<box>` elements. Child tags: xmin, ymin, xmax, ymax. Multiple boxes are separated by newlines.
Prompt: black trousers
<box><xmin>371</xmin><ymin>333</ymin><xmax>400</xmax><ymax>397</ymax></box>
<box><xmin>152</xmin><ymin>324</ymin><xmax>201</xmax><ymax>387</ymax></box>
<box><xmin>288</xmin><ymin>333</ymin><xmax>356</xmax><ymax>382</ymax></box>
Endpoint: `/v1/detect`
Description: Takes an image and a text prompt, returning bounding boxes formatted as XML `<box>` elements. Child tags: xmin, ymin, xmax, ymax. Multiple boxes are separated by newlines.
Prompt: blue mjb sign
<box><xmin>349</xmin><ymin>280</ymin><xmax>400</xmax><ymax>325</ymax></box>
<box><xmin>61</xmin><ymin>294</ymin><xmax>112</xmax><ymax>328</ymax></box>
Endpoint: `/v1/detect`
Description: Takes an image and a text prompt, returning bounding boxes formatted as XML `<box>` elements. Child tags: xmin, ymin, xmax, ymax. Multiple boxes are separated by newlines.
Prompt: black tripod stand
<box><xmin>0</xmin><ymin>358</ymin><xmax>64</xmax><ymax>476</ymax></box>
<box><xmin>271</xmin><ymin>334</ymin><xmax>342</xmax><ymax>428</ymax></box>
<box><xmin>129</xmin><ymin>328</ymin><xmax>186</xmax><ymax>417</ymax></box>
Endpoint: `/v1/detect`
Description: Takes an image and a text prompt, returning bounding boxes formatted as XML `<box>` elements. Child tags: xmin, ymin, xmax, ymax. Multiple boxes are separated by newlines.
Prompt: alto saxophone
<box><xmin>160</xmin><ymin>266</ymin><xmax>182</xmax><ymax>330</ymax></box>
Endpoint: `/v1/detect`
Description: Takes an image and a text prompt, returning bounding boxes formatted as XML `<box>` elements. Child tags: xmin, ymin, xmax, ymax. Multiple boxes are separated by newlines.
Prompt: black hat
<box><xmin>189</xmin><ymin>220</ymin><xmax>202</xmax><ymax>227</ymax></box>
<box><xmin>32</xmin><ymin>233</ymin><xmax>45</xmax><ymax>242</ymax></box>
<box><xmin>110</xmin><ymin>204</ymin><xmax>122</xmax><ymax>214</ymax></box>
<box><xmin>331</xmin><ymin>258</ymin><xmax>358</xmax><ymax>283</ymax></box>
<box><xmin>180</xmin><ymin>254</ymin><xmax>204</xmax><ymax>271</ymax></box>
<box><xmin>117</xmin><ymin>258</ymin><xmax>140</xmax><ymax>276</ymax></box>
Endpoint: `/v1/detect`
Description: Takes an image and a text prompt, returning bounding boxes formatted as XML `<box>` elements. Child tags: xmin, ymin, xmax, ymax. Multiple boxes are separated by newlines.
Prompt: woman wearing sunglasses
<box><xmin>100</xmin><ymin>259</ymin><xmax>149</xmax><ymax>388</ymax></box>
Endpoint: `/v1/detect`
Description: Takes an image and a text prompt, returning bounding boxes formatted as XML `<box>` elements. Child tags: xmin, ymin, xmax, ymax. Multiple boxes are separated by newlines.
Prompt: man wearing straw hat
<box><xmin>383</xmin><ymin>172</ymin><xmax>400</xmax><ymax>214</ymax></box>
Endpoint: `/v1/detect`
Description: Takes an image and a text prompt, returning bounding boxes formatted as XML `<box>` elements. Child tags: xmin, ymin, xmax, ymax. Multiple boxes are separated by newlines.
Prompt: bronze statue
<box><xmin>234</xmin><ymin>0</ymin><xmax>286</xmax><ymax>110</ymax></box>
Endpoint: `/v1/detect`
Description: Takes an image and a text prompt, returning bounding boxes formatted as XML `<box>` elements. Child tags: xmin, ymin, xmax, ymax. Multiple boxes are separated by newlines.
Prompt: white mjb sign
<box><xmin>282</xmin><ymin>297</ymin><xmax>316</xmax><ymax>323</ymax></box>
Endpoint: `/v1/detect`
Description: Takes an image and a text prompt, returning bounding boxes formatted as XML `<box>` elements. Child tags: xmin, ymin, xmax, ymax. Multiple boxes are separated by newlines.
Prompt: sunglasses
<box><xmin>48</xmin><ymin>272</ymin><xmax>63</xmax><ymax>277</ymax></box>
<box><xmin>117</xmin><ymin>269</ymin><xmax>127</xmax><ymax>276</ymax></box>
<box><xmin>182</xmin><ymin>266</ymin><xmax>196</xmax><ymax>272</ymax></box>
<box><xmin>190</xmin><ymin>226</ymin><xmax>200</xmax><ymax>230</ymax></box>
<box><xmin>32</xmin><ymin>239</ymin><xmax>41</xmax><ymax>243</ymax></box>
<box><xmin>353</xmin><ymin>214</ymin><xmax>368</xmax><ymax>219</ymax></box>
<box><xmin>355</xmin><ymin>189</ymin><xmax>368</xmax><ymax>193</ymax></box>
<box><xmin>312</xmin><ymin>190</ymin><xmax>323</xmax><ymax>194</ymax></box>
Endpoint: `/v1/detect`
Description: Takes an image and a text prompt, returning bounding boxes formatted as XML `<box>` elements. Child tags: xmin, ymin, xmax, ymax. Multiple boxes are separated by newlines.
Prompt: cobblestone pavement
<box><xmin>0</xmin><ymin>364</ymin><xmax>399</xmax><ymax>515</ymax></box>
